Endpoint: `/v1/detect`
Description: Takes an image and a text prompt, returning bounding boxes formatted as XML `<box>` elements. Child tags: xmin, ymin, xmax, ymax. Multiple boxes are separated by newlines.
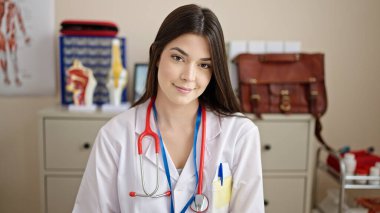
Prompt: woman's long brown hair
<box><xmin>133</xmin><ymin>4</ymin><xmax>241</xmax><ymax>116</ymax></box>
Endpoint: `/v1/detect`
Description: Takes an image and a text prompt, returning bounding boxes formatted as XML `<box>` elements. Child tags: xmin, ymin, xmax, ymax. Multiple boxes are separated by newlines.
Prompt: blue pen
<box><xmin>218</xmin><ymin>163</ymin><xmax>223</xmax><ymax>186</ymax></box>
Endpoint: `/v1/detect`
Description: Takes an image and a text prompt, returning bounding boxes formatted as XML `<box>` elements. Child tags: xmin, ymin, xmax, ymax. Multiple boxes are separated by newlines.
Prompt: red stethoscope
<box><xmin>129</xmin><ymin>98</ymin><xmax>209</xmax><ymax>212</ymax></box>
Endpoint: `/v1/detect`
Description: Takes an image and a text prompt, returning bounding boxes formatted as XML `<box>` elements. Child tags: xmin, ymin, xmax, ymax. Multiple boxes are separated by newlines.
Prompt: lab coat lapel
<box><xmin>203</xmin><ymin>110</ymin><xmax>222</xmax><ymax>192</ymax></box>
<box><xmin>175</xmin><ymin>148</ymin><xmax>196</xmax><ymax>187</ymax></box>
<box><xmin>204</xmin><ymin>109</ymin><xmax>222</xmax><ymax>155</ymax></box>
<box><xmin>175</xmin><ymin>109</ymin><xmax>221</xmax><ymax>189</ymax></box>
<box><xmin>135</xmin><ymin>100</ymin><xmax>179</xmax><ymax>181</ymax></box>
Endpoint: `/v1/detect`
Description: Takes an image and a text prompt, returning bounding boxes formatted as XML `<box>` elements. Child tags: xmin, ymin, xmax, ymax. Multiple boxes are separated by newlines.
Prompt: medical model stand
<box><xmin>102</xmin><ymin>38</ymin><xmax>130</xmax><ymax>112</ymax></box>
<box><xmin>65</xmin><ymin>59</ymin><xmax>97</xmax><ymax>112</ymax></box>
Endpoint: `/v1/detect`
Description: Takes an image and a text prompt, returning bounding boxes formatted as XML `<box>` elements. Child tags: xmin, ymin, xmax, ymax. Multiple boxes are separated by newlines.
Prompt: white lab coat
<box><xmin>73</xmin><ymin>100</ymin><xmax>264</xmax><ymax>213</ymax></box>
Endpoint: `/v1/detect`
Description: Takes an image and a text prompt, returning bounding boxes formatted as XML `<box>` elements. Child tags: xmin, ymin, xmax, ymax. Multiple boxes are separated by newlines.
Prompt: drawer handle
<box><xmin>264</xmin><ymin>199</ymin><xmax>269</xmax><ymax>206</ymax></box>
<box><xmin>263</xmin><ymin>144</ymin><xmax>271</xmax><ymax>151</ymax></box>
<box><xmin>83</xmin><ymin>142</ymin><xmax>91</xmax><ymax>149</ymax></box>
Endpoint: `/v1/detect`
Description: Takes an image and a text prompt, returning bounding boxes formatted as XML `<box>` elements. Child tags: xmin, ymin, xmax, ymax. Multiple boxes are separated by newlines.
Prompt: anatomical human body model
<box><xmin>0</xmin><ymin>0</ymin><xmax>30</xmax><ymax>86</ymax></box>
<box><xmin>106</xmin><ymin>38</ymin><xmax>127</xmax><ymax>106</ymax></box>
<box><xmin>66</xmin><ymin>59</ymin><xmax>97</xmax><ymax>106</ymax></box>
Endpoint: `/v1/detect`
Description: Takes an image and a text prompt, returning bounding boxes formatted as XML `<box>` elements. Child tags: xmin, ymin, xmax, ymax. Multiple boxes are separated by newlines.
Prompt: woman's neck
<box><xmin>154</xmin><ymin>96</ymin><xmax>199</xmax><ymax>130</ymax></box>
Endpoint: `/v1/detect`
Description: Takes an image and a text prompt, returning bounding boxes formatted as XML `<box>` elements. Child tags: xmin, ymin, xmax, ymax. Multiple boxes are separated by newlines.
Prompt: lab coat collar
<box><xmin>176</xmin><ymin>108</ymin><xmax>221</xmax><ymax>191</ymax></box>
<box><xmin>134</xmin><ymin>99</ymin><xmax>222</xmax><ymax>183</ymax></box>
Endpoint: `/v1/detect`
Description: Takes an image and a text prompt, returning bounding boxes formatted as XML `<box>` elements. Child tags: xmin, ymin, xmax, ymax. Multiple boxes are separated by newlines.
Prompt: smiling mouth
<box><xmin>173</xmin><ymin>83</ymin><xmax>194</xmax><ymax>93</ymax></box>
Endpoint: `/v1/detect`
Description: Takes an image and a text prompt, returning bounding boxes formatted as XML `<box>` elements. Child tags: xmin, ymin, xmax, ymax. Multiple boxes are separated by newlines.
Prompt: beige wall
<box><xmin>1</xmin><ymin>0</ymin><xmax>379</xmax><ymax>212</ymax></box>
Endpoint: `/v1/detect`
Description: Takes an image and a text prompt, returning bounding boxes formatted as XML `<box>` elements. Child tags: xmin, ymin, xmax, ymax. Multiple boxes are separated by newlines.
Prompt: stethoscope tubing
<box><xmin>139</xmin><ymin>154</ymin><xmax>160</xmax><ymax>196</ymax></box>
<box><xmin>131</xmin><ymin>98</ymin><xmax>208</xmax><ymax>212</ymax></box>
<box><xmin>130</xmin><ymin>99</ymin><xmax>166</xmax><ymax>198</ymax></box>
<box><xmin>137</xmin><ymin>100</ymin><xmax>160</xmax><ymax>155</ymax></box>
<box><xmin>197</xmin><ymin>107</ymin><xmax>206</xmax><ymax>195</ymax></box>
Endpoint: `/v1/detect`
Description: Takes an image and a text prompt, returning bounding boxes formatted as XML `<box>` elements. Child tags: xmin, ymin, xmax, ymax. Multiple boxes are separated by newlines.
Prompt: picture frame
<box><xmin>133</xmin><ymin>63</ymin><xmax>149</xmax><ymax>102</ymax></box>
<box><xmin>0</xmin><ymin>0</ymin><xmax>55</xmax><ymax>96</ymax></box>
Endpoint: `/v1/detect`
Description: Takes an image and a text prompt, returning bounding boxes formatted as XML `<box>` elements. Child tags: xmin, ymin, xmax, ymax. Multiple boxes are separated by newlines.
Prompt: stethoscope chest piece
<box><xmin>190</xmin><ymin>194</ymin><xmax>209</xmax><ymax>212</ymax></box>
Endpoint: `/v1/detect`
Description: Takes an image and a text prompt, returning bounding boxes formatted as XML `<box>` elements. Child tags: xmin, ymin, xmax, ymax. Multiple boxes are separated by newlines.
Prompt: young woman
<box><xmin>74</xmin><ymin>4</ymin><xmax>264</xmax><ymax>212</ymax></box>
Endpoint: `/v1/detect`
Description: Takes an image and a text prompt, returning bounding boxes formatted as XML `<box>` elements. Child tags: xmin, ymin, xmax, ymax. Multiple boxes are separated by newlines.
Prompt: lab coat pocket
<box><xmin>212</xmin><ymin>163</ymin><xmax>232</xmax><ymax>211</ymax></box>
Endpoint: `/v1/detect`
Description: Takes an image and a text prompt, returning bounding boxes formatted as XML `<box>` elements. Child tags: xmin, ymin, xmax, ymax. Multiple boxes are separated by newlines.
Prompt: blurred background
<box><xmin>0</xmin><ymin>0</ymin><xmax>379</xmax><ymax>212</ymax></box>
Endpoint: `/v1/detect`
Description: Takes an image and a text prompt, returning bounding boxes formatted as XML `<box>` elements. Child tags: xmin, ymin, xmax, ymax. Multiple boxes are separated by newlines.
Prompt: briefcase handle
<box><xmin>259</xmin><ymin>54</ymin><xmax>300</xmax><ymax>63</ymax></box>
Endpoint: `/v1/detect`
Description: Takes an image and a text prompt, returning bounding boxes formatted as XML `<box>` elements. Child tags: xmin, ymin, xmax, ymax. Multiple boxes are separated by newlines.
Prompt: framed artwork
<box><xmin>0</xmin><ymin>0</ymin><xmax>55</xmax><ymax>95</ymax></box>
<box><xmin>133</xmin><ymin>63</ymin><xmax>148</xmax><ymax>102</ymax></box>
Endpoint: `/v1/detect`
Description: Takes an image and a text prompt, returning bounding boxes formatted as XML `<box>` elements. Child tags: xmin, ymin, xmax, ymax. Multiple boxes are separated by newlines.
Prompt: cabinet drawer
<box><xmin>263</xmin><ymin>177</ymin><xmax>305</xmax><ymax>213</ymax></box>
<box><xmin>44</xmin><ymin>118</ymin><xmax>107</xmax><ymax>170</ymax></box>
<box><xmin>256</xmin><ymin>121</ymin><xmax>309</xmax><ymax>171</ymax></box>
<box><xmin>46</xmin><ymin>176</ymin><xmax>82</xmax><ymax>213</ymax></box>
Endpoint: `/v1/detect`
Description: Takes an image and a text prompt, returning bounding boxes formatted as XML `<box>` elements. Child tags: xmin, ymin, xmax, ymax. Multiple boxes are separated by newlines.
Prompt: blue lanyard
<box><xmin>152</xmin><ymin>104</ymin><xmax>202</xmax><ymax>213</ymax></box>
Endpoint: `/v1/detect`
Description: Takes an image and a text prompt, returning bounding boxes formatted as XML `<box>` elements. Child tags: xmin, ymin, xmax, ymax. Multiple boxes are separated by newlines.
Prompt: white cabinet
<box><xmin>263</xmin><ymin>177</ymin><xmax>306</xmax><ymax>213</ymax></box>
<box><xmin>248</xmin><ymin>114</ymin><xmax>315</xmax><ymax>213</ymax></box>
<box><xmin>38</xmin><ymin>107</ymin><xmax>116</xmax><ymax>213</ymax></box>
<box><xmin>46</xmin><ymin>176</ymin><xmax>82</xmax><ymax>213</ymax></box>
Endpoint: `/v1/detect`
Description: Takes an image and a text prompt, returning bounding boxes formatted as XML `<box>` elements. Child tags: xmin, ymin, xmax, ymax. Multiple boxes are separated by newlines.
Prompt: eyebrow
<box><xmin>170</xmin><ymin>47</ymin><xmax>211</xmax><ymax>61</ymax></box>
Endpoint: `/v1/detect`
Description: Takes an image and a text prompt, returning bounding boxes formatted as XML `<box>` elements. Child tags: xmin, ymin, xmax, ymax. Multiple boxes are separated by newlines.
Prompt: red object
<box><xmin>197</xmin><ymin>107</ymin><xmax>207</xmax><ymax>195</ymax></box>
<box><xmin>327</xmin><ymin>150</ymin><xmax>380</xmax><ymax>174</ymax></box>
<box><xmin>66</xmin><ymin>68</ymin><xmax>90</xmax><ymax>105</ymax></box>
<box><xmin>137</xmin><ymin>99</ymin><xmax>160</xmax><ymax>155</ymax></box>
<box><xmin>60</xmin><ymin>20</ymin><xmax>118</xmax><ymax>36</ymax></box>
<box><xmin>356</xmin><ymin>197</ymin><xmax>380</xmax><ymax>213</ymax></box>
<box><xmin>356</xmin><ymin>168</ymin><xmax>368</xmax><ymax>175</ymax></box>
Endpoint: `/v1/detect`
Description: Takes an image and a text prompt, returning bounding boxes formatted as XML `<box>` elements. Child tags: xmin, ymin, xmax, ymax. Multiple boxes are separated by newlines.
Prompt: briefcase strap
<box><xmin>309</xmin><ymin>78</ymin><xmax>319</xmax><ymax>117</ymax></box>
<box><xmin>249</xmin><ymin>80</ymin><xmax>261</xmax><ymax>118</ymax></box>
<box><xmin>308</xmin><ymin>81</ymin><xmax>332</xmax><ymax>151</ymax></box>
<box><xmin>315</xmin><ymin>116</ymin><xmax>332</xmax><ymax>151</ymax></box>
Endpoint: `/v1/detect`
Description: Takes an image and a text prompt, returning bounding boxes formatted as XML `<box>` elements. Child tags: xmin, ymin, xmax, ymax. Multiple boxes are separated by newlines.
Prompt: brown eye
<box><xmin>171</xmin><ymin>55</ymin><xmax>184</xmax><ymax>62</ymax></box>
<box><xmin>199</xmin><ymin>63</ymin><xmax>211</xmax><ymax>69</ymax></box>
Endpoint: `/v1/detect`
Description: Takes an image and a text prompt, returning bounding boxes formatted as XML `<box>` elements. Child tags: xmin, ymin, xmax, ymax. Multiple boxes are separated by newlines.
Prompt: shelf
<box><xmin>313</xmin><ymin>145</ymin><xmax>380</xmax><ymax>213</ymax></box>
<box><xmin>317</xmin><ymin>161</ymin><xmax>380</xmax><ymax>190</ymax></box>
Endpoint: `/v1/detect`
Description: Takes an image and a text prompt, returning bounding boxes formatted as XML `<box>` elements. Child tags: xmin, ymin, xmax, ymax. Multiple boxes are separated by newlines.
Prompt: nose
<box><xmin>180</xmin><ymin>64</ymin><xmax>196</xmax><ymax>81</ymax></box>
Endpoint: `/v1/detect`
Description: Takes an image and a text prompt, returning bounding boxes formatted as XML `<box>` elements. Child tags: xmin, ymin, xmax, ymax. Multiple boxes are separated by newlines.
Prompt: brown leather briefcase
<box><xmin>234</xmin><ymin>53</ymin><xmax>330</xmax><ymax>149</ymax></box>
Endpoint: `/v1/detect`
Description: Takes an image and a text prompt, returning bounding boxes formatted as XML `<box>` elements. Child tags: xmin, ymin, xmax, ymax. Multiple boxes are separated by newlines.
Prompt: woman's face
<box><xmin>156</xmin><ymin>33</ymin><xmax>212</xmax><ymax>106</ymax></box>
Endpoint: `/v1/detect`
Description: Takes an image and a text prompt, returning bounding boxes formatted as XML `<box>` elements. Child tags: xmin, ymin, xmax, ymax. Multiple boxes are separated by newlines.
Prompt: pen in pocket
<box><xmin>218</xmin><ymin>163</ymin><xmax>223</xmax><ymax>186</ymax></box>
